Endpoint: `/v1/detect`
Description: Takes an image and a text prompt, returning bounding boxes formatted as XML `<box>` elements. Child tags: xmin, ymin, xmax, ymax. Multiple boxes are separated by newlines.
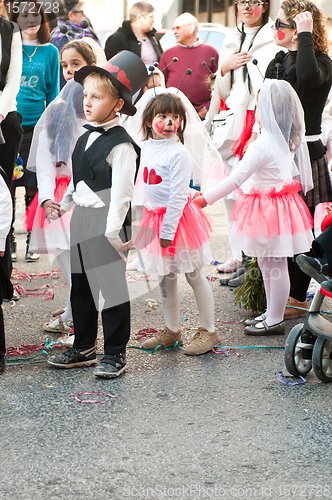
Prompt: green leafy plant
<box><xmin>234</xmin><ymin>258</ymin><xmax>266</xmax><ymax>312</ymax></box>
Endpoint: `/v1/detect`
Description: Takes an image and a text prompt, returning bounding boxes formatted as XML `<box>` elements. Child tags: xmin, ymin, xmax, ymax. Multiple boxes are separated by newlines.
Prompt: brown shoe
<box><xmin>183</xmin><ymin>327</ymin><xmax>220</xmax><ymax>356</ymax></box>
<box><xmin>141</xmin><ymin>326</ymin><xmax>183</xmax><ymax>350</ymax></box>
<box><xmin>284</xmin><ymin>296</ymin><xmax>309</xmax><ymax>320</ymax></box>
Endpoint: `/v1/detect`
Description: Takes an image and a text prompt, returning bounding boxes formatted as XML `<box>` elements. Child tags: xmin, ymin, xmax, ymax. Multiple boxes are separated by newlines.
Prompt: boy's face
<box><xmin>83</xmin><ymin>78</ymin><xmax>123</xmax><ymax>125</ymax></box>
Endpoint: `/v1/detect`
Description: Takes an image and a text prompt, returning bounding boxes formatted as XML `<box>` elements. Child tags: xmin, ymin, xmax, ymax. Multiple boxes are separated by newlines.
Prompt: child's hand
<box><xmin>193</xmin><ymin>195</ymin><xmax>207</xmax><ymax>208</ymax></box>
<box><xmin>42</xmin><ymin>199</ymin><xmax>61</xmax><ymax>220</ymax></box>
<box><xmin>160</xmin><ymin>238</ymin><xmax>173</xmax><ymax>248</ymax></box>
<box><xmin>107</xmin><ymin>237</ymin><xmax>135</xmax><ymax>262</ymax></box>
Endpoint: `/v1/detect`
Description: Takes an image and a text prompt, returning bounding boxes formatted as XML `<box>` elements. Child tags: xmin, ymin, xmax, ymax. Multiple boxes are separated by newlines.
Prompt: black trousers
<box><xmin>70</xmin><ymin>205</ymin><xmax>130</xmax><ymax>355</ymax></box>
<box><xmin>0</xmin><ymin>240</ymin><xmax>13</xmax><ymax>358</ymax></box>
<box><xmin>0</xmin><ymin>111</ymin><xmax>24</xmax><ymax>187</ymax></box>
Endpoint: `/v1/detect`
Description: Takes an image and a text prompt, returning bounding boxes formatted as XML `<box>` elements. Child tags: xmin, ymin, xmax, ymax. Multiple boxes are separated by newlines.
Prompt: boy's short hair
<box><xmin>83</xmin><ymin>73</ymin><xmax>120</xmax><ymax>99</ymax></box>
<box><xmin>130</xmin><ymin>2</ymin><xmax>154</xmax><ymax>22</ymax></box>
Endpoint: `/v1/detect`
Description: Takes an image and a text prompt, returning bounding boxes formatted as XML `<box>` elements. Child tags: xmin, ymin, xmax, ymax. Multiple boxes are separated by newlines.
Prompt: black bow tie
<box><xmin>84</xmin><ymin>124</ymin><xmax>107</xmax><ymax>135</ymax></box>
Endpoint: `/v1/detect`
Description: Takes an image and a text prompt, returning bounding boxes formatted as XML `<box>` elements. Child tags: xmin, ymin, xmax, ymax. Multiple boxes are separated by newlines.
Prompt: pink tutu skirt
<box><xmin>230</xmin><ymin>180</ymin><xmax>314</xmax><ymax>258</ymax></box>
<box><xmin>23</xmin><ymin>176</ymin><xmax>73</xmax><ymax>253</ymax></box>
<box><xmin>205</xmin><ymin>158</ymin><xmax>229</xmax><ymax>192</ymax></box>
<box><xmin>134</xmin><ymin>196</ymin><xmax>213</xmax><ymax>275</ymax></box>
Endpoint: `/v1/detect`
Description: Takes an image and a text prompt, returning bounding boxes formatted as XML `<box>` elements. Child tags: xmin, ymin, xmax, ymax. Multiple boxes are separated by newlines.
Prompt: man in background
<box><xmin>105</xmin><ymin>1</ymin><xmax>162</xmax><ymax>65</ymax></box>
<box><xmin>159</xmin><ymin>13</ymin><xmax>218</xmax><ymax>119</ymax></box>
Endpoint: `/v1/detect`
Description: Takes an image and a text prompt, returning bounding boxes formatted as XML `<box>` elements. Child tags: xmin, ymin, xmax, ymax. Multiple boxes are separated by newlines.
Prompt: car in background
<box><xmin>160</xmin><ymin>23</ymin><xmax>230</xmax><ymax>52</ymax></box>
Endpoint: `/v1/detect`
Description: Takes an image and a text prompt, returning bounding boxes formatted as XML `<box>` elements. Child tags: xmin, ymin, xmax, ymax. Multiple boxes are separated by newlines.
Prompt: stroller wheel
<box><xmin>313</xmin><ymin>337</ymin><xmax>332</xmax><ymax>383</ymax></box>
<box><xmin>285</xmin><ymin>324</ymin><xmax>313</xmax><ymax>377</ymax></box>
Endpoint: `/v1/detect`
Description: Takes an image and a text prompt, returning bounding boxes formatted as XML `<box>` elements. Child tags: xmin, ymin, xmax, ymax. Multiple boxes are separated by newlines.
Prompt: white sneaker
<box><xmin>307</xmin><ymin>278</ymin><xmax>319</xmax><ymax>297</ymax></box>
<box><xmin>216</xmin><ymin>257</ymin><xmax>242</xmax><ymax>273</ymax></box>
<box><xmin>44</xmin><ymin>317</ymin><xmax>73</xmax><ymax>333</ymax></box>
<box><xmin>126</xmin><ymin>256</ymin><xmax>139</xmax><ymax>271</ymax></box>
<box><xmin>63</xmin><ymin>335</ymin><xmax>75</xmax><ymax>347</ymax></box>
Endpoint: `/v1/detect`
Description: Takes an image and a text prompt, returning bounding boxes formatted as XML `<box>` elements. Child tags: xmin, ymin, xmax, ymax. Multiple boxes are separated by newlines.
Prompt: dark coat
<box><xmin>105</xmin><ymin>20</ymin><xmax>162</xmax><ymax>62</ymax></box>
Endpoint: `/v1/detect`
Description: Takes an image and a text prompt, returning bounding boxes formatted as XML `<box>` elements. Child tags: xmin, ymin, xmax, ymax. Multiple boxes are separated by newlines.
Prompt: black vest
<box><xmin>72</xmin><ymin>126</ymin><xmax>140</xmax><ymax>236</ymax></box>
<box><xmin>0</xmin><ymin>17</ymin><xmax>15</xmax><ymax>92</ymax></box>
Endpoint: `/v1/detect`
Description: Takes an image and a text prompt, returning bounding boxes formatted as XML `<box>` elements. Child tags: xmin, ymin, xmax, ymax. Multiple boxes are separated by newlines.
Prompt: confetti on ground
<box><xmin>75</xmin><ymin>392</ymin><xmax>116</xmax><ymax>404</ymax></box>
<box><xmin>134</xmin><ymin>328</ymin><xmax>160</xmax><ymax>340</ymax></box>
<box><xmin>274</xmin><ymin>371</ymin><xmax>306</xmax><ymax>385</ymax></box>
<box><xmin>144</xmin><ymin>299</ymin><xmax>158</xmax><ymax>312</ymax></box>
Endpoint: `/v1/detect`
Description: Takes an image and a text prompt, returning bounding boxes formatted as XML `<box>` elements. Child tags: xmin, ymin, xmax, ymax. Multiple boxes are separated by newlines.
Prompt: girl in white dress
<box><xmin>196</xmin><ymin>79</ymin><xmax>314</xmax><ymax>336</ymax></box>
<box><xmin>205</xmin><ymin>0</ymin><xmax>278</xmax><ymax>274</ymax></box>
<box><xmin>134</xmin><ymin>92</ymin><xmax>221</xmax><ymax>355</ymax></box>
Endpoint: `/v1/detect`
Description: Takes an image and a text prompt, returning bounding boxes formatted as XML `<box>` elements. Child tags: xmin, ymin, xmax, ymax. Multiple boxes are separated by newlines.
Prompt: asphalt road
<box><xmin>1</xmin><ymin>188</ymin><xmax>332</xmax><ymax>500</ymax></box>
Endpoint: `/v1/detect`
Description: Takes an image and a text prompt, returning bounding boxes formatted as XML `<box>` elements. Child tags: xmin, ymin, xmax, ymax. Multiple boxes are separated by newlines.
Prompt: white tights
<box><xmin>158</xmin><ymin>269</ymin><xmax>214</xmax><ymax>332</ymax></box>
<box><xmin>256</xmin><ymin>256</ymin><xmax>290</xmax><ymax>326</ymax></box>
<box><xmin>224</xmin><ymin>198</ymin><xmax>242</xmax><ymax>261</ymax></box>
<box><xmin>53</xmin><ymin>249</ymin><xmax>72</xmax><ymax>324</ymax></box>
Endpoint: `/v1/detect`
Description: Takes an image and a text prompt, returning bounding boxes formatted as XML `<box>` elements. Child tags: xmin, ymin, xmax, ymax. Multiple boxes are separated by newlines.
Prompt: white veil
<box><xmin>125</xmin><ymin>86</ymin><xmax>224</xmax><ymax>186</ymax></box>
<box><xmin>258</xmin><ymin>79</ymin><xmax>313</xmax><ymax>195</ymax></box>
<box><xmin>27</xmin><ymin>79</ymin><xmax>85</xmax><ymax>171</ymax></box>
<box><xmin>27</xmin><ymin>38</ymin><xmax>107</xmax><ymax>172</ymax></box>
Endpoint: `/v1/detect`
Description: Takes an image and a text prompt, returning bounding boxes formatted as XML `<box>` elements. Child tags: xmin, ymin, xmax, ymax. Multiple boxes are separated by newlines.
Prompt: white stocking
<box><xmin>158</xmin><ymin>272</ymin><xmax>180</xmax><ymax>332</ymax></box>
<box><xmin>53</xmin><ymin>250</ymin><xmax>72</xmax><ymax>324</ymax></box>
<box><xmin>257</xmin><ymin>256</ymin><xmax>290</xmax><ymax>326</ymax></box>
<box><xmin>185</xmin><ymin>269</ymin><xmax>215</xmax><ymax>332</ymax></box>
<box><xmin>224</xmin><ymin>198</ymin><xmax>242</xmax><ymax>261</ymax></box>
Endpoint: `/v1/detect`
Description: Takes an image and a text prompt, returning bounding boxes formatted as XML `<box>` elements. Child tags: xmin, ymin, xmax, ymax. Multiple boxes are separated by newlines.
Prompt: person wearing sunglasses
<box><xmin>265</xmin><ymin>0</ymin><xmax>332</xmax><ymax>320</ymax></box>
<box><xmin>205</xmin><ymin>0</ymin><xmax>278</xmax><ymax>281</ymax></box>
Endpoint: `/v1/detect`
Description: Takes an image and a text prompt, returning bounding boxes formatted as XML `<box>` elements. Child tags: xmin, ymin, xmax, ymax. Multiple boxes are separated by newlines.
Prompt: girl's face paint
<box><xmin>238</xmin><ymin>3</ymin><xmax>265</xmax><ymax>28</ymax></box>
<box><xmin>149</xmin><ymin>112</ymin><xmax>182</xmax><ymax>141</ymax></box>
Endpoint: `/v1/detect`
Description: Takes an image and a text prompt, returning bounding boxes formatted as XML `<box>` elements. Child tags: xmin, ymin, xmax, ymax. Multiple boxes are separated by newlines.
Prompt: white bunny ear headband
<box><xmin>258</xmin><ymin>79</ymin><xmax>313</xmax><ymax>195</ymax></box>
<box><xmin>126</xmin><ymin>86</ymin><xmax>224</xmax><ymax>186</ymax></box>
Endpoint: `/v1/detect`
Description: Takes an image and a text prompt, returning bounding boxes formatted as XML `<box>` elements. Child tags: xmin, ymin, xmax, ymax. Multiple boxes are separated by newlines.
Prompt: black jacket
<box><xmin>105</xmin><ymin>20</ymin><xmax>163</xmax><ymax>62</ymax></box>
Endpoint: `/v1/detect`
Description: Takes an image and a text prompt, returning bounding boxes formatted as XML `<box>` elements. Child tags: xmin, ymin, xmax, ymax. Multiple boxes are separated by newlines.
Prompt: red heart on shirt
<box><xmin>148</xmin><ymin>169</ymin><xmax>162</xmax><ymax>185</ymax></box>
<box><xmin>117</xmin><ymin>70</ymin><xmax>133</xmax><ymax>91</ymax></box>
<box><xmin>143</xmin><ymin>166</ymin><xmax>148</xmax><ymax>184</ymax></box>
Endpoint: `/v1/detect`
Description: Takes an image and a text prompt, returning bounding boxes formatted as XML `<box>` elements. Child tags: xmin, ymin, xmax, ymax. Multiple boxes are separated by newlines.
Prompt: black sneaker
<box><xmin>48</xmin><ymin>346</ymin><xmax>97</xmax><ymax>369</ymax></box>
<box><xmin>94</xmin><ymin>353</ymin><xmax>126</xmax><ymax>379</ymax></box>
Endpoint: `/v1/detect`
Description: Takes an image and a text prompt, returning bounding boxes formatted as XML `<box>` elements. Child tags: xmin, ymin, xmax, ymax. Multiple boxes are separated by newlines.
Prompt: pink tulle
<box><xmin>231</xmin><ymin>110</ymin><xmax>255</xmax><ymax>160</ymax></box>
<box><xmin>232</xmin><ymin>180</ymin><xmax>313</xmax><ymax>238</ymax></box>
<box><xmin>23</xmin><ymin>177</ymin><xmax>71</xmax><ymax>231</ymax></box>
<box><xmin>134</xmin><ymin>197</ymin><xmax>212</xmax><ymax>257</ymax></box>
<box><xmin>208</xmin><ymin>159</ymin><xmax>229</xmax><ymax>183</ymax></box>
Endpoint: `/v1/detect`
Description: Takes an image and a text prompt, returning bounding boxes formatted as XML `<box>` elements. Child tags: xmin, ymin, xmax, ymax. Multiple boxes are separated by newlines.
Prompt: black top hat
<box><xmin>74</xmin><ymin>50</ymin><xmax>148</xmax><ymax>116</ymax></box>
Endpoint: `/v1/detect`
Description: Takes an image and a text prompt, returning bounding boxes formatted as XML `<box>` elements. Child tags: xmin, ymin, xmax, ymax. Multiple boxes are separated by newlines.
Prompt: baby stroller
<box><xmin>284</xmin><ymin>255</ymin><xmax>332</xmax><ymax>382</ymax></box>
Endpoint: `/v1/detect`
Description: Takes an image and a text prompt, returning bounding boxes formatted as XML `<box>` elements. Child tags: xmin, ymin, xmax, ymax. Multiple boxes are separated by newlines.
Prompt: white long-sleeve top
<box><xmin>204</xmin><ymin>130</ymin><xmax>293</xmax><ymax>205</ymax></box>
<box><xmin>142</xmin><ymin>136</ymin><xmax>193</xmax><ymax>240</ymax></box>
<box><xmin>0</xmin><ymin>25</ymin><xmax>22</xmax><ymax>119</ymax></box>
<box><xmin>0</xmin><ymin>175</ymin><xmax>12</xmax><ymax>251</ymax></box>
<box><xmin>60</xmin><ymin>116</ymin><xmax>137</xmax><ymax>239</ymax></box>
<box><xmin>205</xmin><ymin>22</ymin><xmax>278</xmax><ymax>132</ymax></box>
<box><xmin>36</xmin><ymin>129</ymin><xmax>74</xmax><ymax>206</ymax></box>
